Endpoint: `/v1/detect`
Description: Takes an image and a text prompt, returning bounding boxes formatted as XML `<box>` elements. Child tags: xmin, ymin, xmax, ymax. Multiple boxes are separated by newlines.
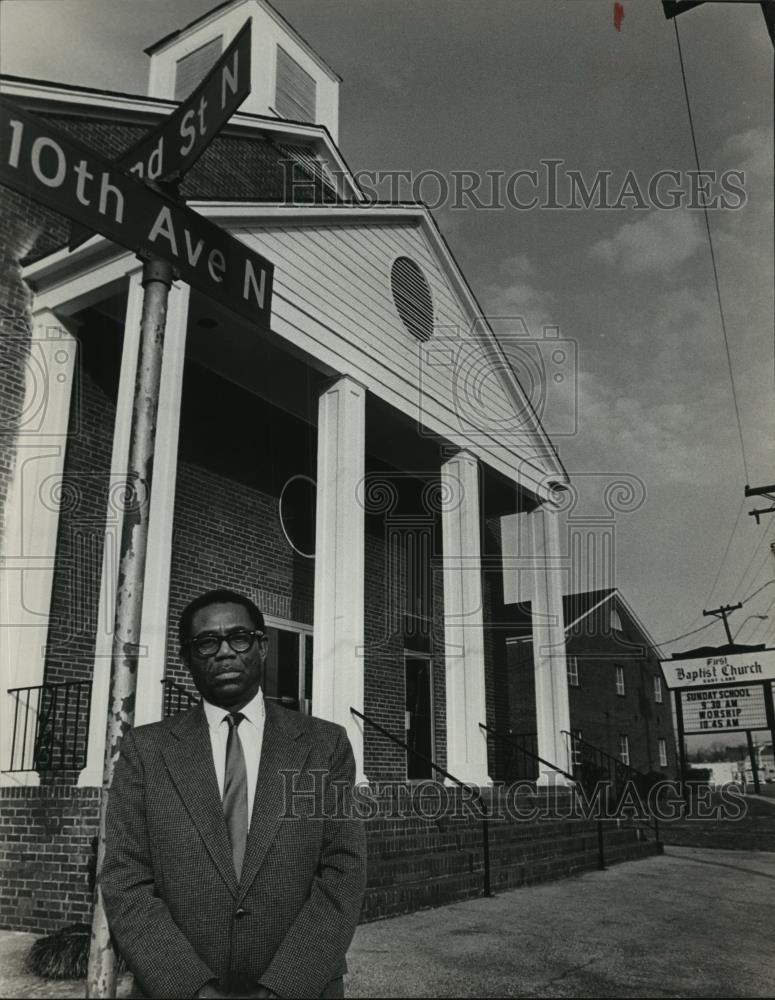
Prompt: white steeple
<box><xmin>145</xmin><ymin>0</ymin><xmax>341</xmax><ymax>142</ymax></box>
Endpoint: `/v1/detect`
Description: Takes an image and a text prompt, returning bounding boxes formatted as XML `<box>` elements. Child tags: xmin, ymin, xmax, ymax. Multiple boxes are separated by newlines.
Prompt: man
<box><xmin>101</xmin><ymin>588</ymin><xmax>367</xmax><ymax>999</ymax></box>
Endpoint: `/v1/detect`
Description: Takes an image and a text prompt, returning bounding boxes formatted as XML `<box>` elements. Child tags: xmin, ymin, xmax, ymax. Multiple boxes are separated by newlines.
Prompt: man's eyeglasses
<box><xmin>185</xmin><ymin>630</ymin><xmax>266</xmax><ymax>658</ymax></box>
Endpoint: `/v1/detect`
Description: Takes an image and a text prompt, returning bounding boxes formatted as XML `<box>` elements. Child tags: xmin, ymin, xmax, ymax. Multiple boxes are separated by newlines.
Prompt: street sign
<box><xmin>69</xmin><ymin>18</ymin><xmax>252</xmax><ymax>249</ymax></box>
<box><xmin>1</xmin><ymin>98</ymin><xmax>273</xmax><ymax>328</ymax></box>
<box><xmin>661</xmin><ymin>648</ymin><xmax>775</xmax><ymax>689</ymax></box>
<box><xmin>681</xmin><ymin>684</ymin><xmax>769</xmax><ymax>734</ymax></box>
<box><xmin>105</xmin><ymin>19</ymin><xmax>251</xmax><ymax>183</ymax></box>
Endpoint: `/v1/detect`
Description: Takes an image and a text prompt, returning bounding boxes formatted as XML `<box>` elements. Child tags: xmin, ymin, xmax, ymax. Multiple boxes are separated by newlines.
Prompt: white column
<box><xmin>312</xmin><ymin>377</ymin><xmax>366</xmax><ymax>782</ymax></box>
<box><xmin>528</xmin><ymin>502</ymin><xmax>573</xmax><ymax>784</ymax></box>
<box><xmin>79</xmin><ymin>275</ymin><xmax>189</xmax><ymax>784</ymax></box>
<box><xmin>0</xmin><ymin>311</ymin><xmax>78</xmax><ymax>786</ymax></box>
<box><xmin>440</xmin><ymin>451</ymin><xmax>490</xmax><ymax>785</ymax></box>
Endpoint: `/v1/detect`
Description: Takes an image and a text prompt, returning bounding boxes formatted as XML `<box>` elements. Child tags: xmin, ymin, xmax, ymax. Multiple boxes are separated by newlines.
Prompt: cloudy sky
<box><xmin>1</xmin><ymin>0</ymin><xmax>773</xmax><ymax>653</ymax></box>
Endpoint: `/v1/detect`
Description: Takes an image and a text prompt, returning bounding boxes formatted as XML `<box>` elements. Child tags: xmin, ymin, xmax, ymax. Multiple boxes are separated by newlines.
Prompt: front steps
<box><xmin>362</xmin><ymin>787</ymin><xmax>661</xmax><ymax>921</ymax></box>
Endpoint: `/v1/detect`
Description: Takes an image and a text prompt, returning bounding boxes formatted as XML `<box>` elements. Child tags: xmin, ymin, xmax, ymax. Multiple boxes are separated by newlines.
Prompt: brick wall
<box><xmin>362</xmin><ymin>492</ymin><xmax>447</xmax><ymax>783</ymax></box>
<box><xmin>164</xmin><ymin>459</ymin><xmax>315</xmax><ymax>689</ymax></box>
<box><xmin>0</xmin><ymin>786</ymin><xmax>99</xmax><ymax>934</ymax></box>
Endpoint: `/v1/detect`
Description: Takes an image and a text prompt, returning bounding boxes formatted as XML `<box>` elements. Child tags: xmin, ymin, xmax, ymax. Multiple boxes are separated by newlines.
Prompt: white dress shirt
<box><xmin>202</xmin><ymin>689</ymin><xmax>265</xmax><ymax>826</ymax></box>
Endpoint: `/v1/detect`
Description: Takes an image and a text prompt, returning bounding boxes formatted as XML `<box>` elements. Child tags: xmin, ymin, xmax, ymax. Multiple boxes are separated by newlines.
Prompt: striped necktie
<box><xmin>223</xmin><ymin>712</ymin><xmax>248</xmax><ymax>880</ymax></box>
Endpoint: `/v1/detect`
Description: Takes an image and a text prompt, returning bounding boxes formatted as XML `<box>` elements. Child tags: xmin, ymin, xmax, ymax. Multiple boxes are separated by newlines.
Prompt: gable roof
<box><xmin>504</xmin><ymin>587</ymin><xmax>662</xmax><ymax>656</ymax></box>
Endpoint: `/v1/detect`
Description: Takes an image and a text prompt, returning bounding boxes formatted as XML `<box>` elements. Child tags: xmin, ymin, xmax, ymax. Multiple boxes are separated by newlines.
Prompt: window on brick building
<box><xmin>610</xmin><ymin>607</ymin><xmax>624</xmax><ymax>633</ymax></box>
<box><xmin>619</xmin><ymin>734</ymin><xmax>630</xmax><ymax>766</ymax></box>
<box><xmin>570</xmin><ymin>729</ymin><xmax>583</xmax><ymax>769</ymax></box>
<box><xmin>567</xmin><ymin>656</ymin><xmax>579</xmax><ymax>687</ymax></box>
<box><xmin>615</xmin><ymin>664</ymin><xmax>625</xmax><ymax>696</ymax></box>
<box><xmin>654</xmin><ymin>674</ymin><xmax>663</xmax><ymax>703</ymax></box>
<box><xmin>658</xmin><ymin>738</ymin><xmax>668</xmax><ymax>768</ymax></box>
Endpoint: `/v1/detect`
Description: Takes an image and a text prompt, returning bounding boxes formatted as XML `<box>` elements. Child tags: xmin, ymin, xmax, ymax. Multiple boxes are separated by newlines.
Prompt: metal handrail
<box><xmin>480</xmin><ymin>723</ymin><xmax>610</xmax><ymax>870</ymax></box>
<box><xmin>350</xmin><ymin>707</ymin><xmax>493</xmax><ymax>898</ymax></box>
<box><xmin>562</xmin><ymin>730</ymin><xmax>661</xmax><ymax>851</ymax></box>
<box><xmin>479</xmin><ymin>723</ymin><xmax>575</xmax><ymax>782</ymax></box>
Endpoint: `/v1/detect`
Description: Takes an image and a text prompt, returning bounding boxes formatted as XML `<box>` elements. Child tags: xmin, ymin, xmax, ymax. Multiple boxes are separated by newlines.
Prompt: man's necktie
<box><xmin>223</xmin><ymin>712</ymin><xmax>248</xmax><ymax>881</ymax></box>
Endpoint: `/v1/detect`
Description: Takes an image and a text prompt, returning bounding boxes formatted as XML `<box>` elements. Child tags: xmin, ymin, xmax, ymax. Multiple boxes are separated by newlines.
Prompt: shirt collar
<box><xmin>202</xmin><ymin>687</ymin><xmax>266</xmax><ymax>731</ymax></box>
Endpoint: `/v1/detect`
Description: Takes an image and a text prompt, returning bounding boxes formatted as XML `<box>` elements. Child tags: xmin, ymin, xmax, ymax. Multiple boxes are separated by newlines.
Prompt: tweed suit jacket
<box><xmin>100</xmin><ymin>700</ymin><xmax>367</xmax><ymax>999</ymax></box>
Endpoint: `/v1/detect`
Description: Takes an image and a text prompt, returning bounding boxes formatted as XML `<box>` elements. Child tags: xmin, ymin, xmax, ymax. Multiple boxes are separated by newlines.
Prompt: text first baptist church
<box><xmin>0</xmin><ymin>0</ymin><xmax>671</xmax><ymax>932</ymax></box>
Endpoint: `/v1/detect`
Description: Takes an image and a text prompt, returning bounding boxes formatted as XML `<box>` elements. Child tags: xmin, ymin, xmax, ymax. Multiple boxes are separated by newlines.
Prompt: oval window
<box><xmin>279</xmin><ymin>475</ymin><xmax>316</xmax><ymax>558</ymax></box>
<box><xmin>391</xmin><ymin>256</ymin><xmax>434</xmax><ymax>342</ymax></box>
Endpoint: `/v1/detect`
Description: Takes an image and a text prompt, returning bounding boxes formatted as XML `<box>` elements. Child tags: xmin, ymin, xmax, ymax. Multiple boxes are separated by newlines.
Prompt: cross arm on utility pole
<box><xmin>745</xmin><ymin>483</ymin><xmax>775</xmax><ymax>523</ymax></box>
<box><xmin>702</xmin><ymin>602</ymin><xmax>743</xmax><ymax>646</ymax></box>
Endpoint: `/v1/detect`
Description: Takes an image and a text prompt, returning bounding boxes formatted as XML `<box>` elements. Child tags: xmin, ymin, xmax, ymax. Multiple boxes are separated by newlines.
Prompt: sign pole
<box><xmin>87</xmin><ymin>257</ymin><xmax>174</xmax><ymax>999</ymax></box>
<box><xmin>674</xmin><ymin>688</ymin><xmax>688</xmax><ymax>804</ymax></box>
<box><xmin>765</xmin><ymin>681</ymin><xmax>775</xmax><ymax>776</ymax></box>
<box><xmin>745</xmin><ymin>730</ymin><xmax>761</xmax><ymax>795</ymax></box>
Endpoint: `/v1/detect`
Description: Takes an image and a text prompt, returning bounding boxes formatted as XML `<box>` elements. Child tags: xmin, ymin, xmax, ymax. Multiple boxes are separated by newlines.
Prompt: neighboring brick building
<box><xmin>502</xmin><ymin>588</ymin><xmax>676</xmax><ymax>778</ymax></box>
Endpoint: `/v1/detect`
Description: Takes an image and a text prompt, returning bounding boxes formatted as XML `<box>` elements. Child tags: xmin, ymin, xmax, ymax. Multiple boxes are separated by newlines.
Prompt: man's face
<box><xmin>183</xmin><ymin>601</ymin><xmax>267</xmax><ymax>710</ymax></box>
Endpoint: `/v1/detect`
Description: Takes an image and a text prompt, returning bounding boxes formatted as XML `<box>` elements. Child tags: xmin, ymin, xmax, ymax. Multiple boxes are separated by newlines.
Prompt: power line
<box><xmin>672</xmin><ymin>18</ymin><xmax>751</xmax><ymax>483</ymax></box>
<box><xmin>658</xmin><ymin>579</ymin><xmax>775</xmax><ymax>646</ymax></box>
<box><xmin>749</xmin><ymin>594</ymin><xmax>775</xmax><ymax>643</ymax></box>
<box><xmin>702</xmin><ymin>498</ymin><xmax>746</xmax><ymax>609</ymax></box>
<box><xmin>733</xmin><ymin>536</ymin><xmax>775</xmax><ymax>602</ymax></box>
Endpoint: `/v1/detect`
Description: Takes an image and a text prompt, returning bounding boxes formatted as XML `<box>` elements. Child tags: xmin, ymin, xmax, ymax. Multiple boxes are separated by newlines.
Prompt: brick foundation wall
<box><xmin>0</xmin><ymin>786</ymin><xmax>99</xmax><ymax>934</ymax></box>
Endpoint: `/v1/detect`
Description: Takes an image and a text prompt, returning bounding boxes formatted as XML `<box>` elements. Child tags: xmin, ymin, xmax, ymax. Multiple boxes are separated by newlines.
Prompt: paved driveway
<box><xmin>346</xmin><ymin>846</ymin><xmax>775</xmax><ymax>997</ymax></box>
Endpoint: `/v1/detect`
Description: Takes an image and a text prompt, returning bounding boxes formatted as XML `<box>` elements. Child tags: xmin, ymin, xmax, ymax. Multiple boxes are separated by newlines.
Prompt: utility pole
<box><xmin>702</xmin><ymin>602</ymin><xmax>743</xmax><ymax>645</ymax></box>
<box><xmin>745</xmin><ymin>483</ymin><xmax>775</xmax><ymax>524</ymax></box>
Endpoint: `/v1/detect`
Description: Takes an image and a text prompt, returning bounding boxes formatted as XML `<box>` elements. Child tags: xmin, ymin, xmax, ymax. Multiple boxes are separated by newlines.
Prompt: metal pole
<box><xmin>764</xmin><ymin>680</ymin><xmax>775</xmax><ymax>783</ymax></box>
<box><xmin>481</xmin><ymin>812</ymin><xmax>493</xmax><ymax>897</ymax></box>
<box><xmin>596</xmin><ymin>818</ymin><xmax>606</xmax><ymax>870</ymax></box>
<box><xmin>87</xmin><ymin>258</ymin><xmax>174</xmax><ymax>999</ymax></box>
<box><xmin>746</xmin><ymin>730</ymin><xmax>761</xmax><ymax>796</ymax></box>
<box><xmin>674</xmin><ymin>689</ymin><xmax>688</xmax><ymax>805</ymax></box>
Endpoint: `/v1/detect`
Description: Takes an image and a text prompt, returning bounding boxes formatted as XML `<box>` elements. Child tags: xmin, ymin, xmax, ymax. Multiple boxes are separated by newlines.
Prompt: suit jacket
<box><xmin>101</xmin><ymin>700</ymin><xmax>367</xmax><ymax>999</ymax></box>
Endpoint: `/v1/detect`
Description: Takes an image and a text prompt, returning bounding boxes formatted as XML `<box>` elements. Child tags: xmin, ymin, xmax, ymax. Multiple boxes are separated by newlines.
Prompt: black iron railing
<box><xmin>161</xmin><ymin>679</ymin><xmax>200</xmax><ymax>717</ymax></box>
<box><xmin>6</xmin><ymin>681</ymin><xmax>92</xmax><ymax>773</ymax></box>
<box><xmin>480</xmin><ymin>723</ymin><xmax>575</xmax><ymax>785</ymax></box>
<box><xmin>480</xmin><ymin>723</ymin><xmax>611</xmax><ymax>870</ymax></box>
<box><xmin>351</xmin><ymin>707</ymin><xmax>494</xmax><ymax>898</ymax></box>
<box><xmin>562</xmin><ymin>730</ymin><xmax>662</xmax><ymax>852</ymax></box>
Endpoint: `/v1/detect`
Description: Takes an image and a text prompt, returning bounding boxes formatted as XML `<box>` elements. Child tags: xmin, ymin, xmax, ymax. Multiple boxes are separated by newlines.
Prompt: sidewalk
<box><xmin>2</xmin><ymin>846</ymin><xmax>774</xmax><ymax>998</ymax></box>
